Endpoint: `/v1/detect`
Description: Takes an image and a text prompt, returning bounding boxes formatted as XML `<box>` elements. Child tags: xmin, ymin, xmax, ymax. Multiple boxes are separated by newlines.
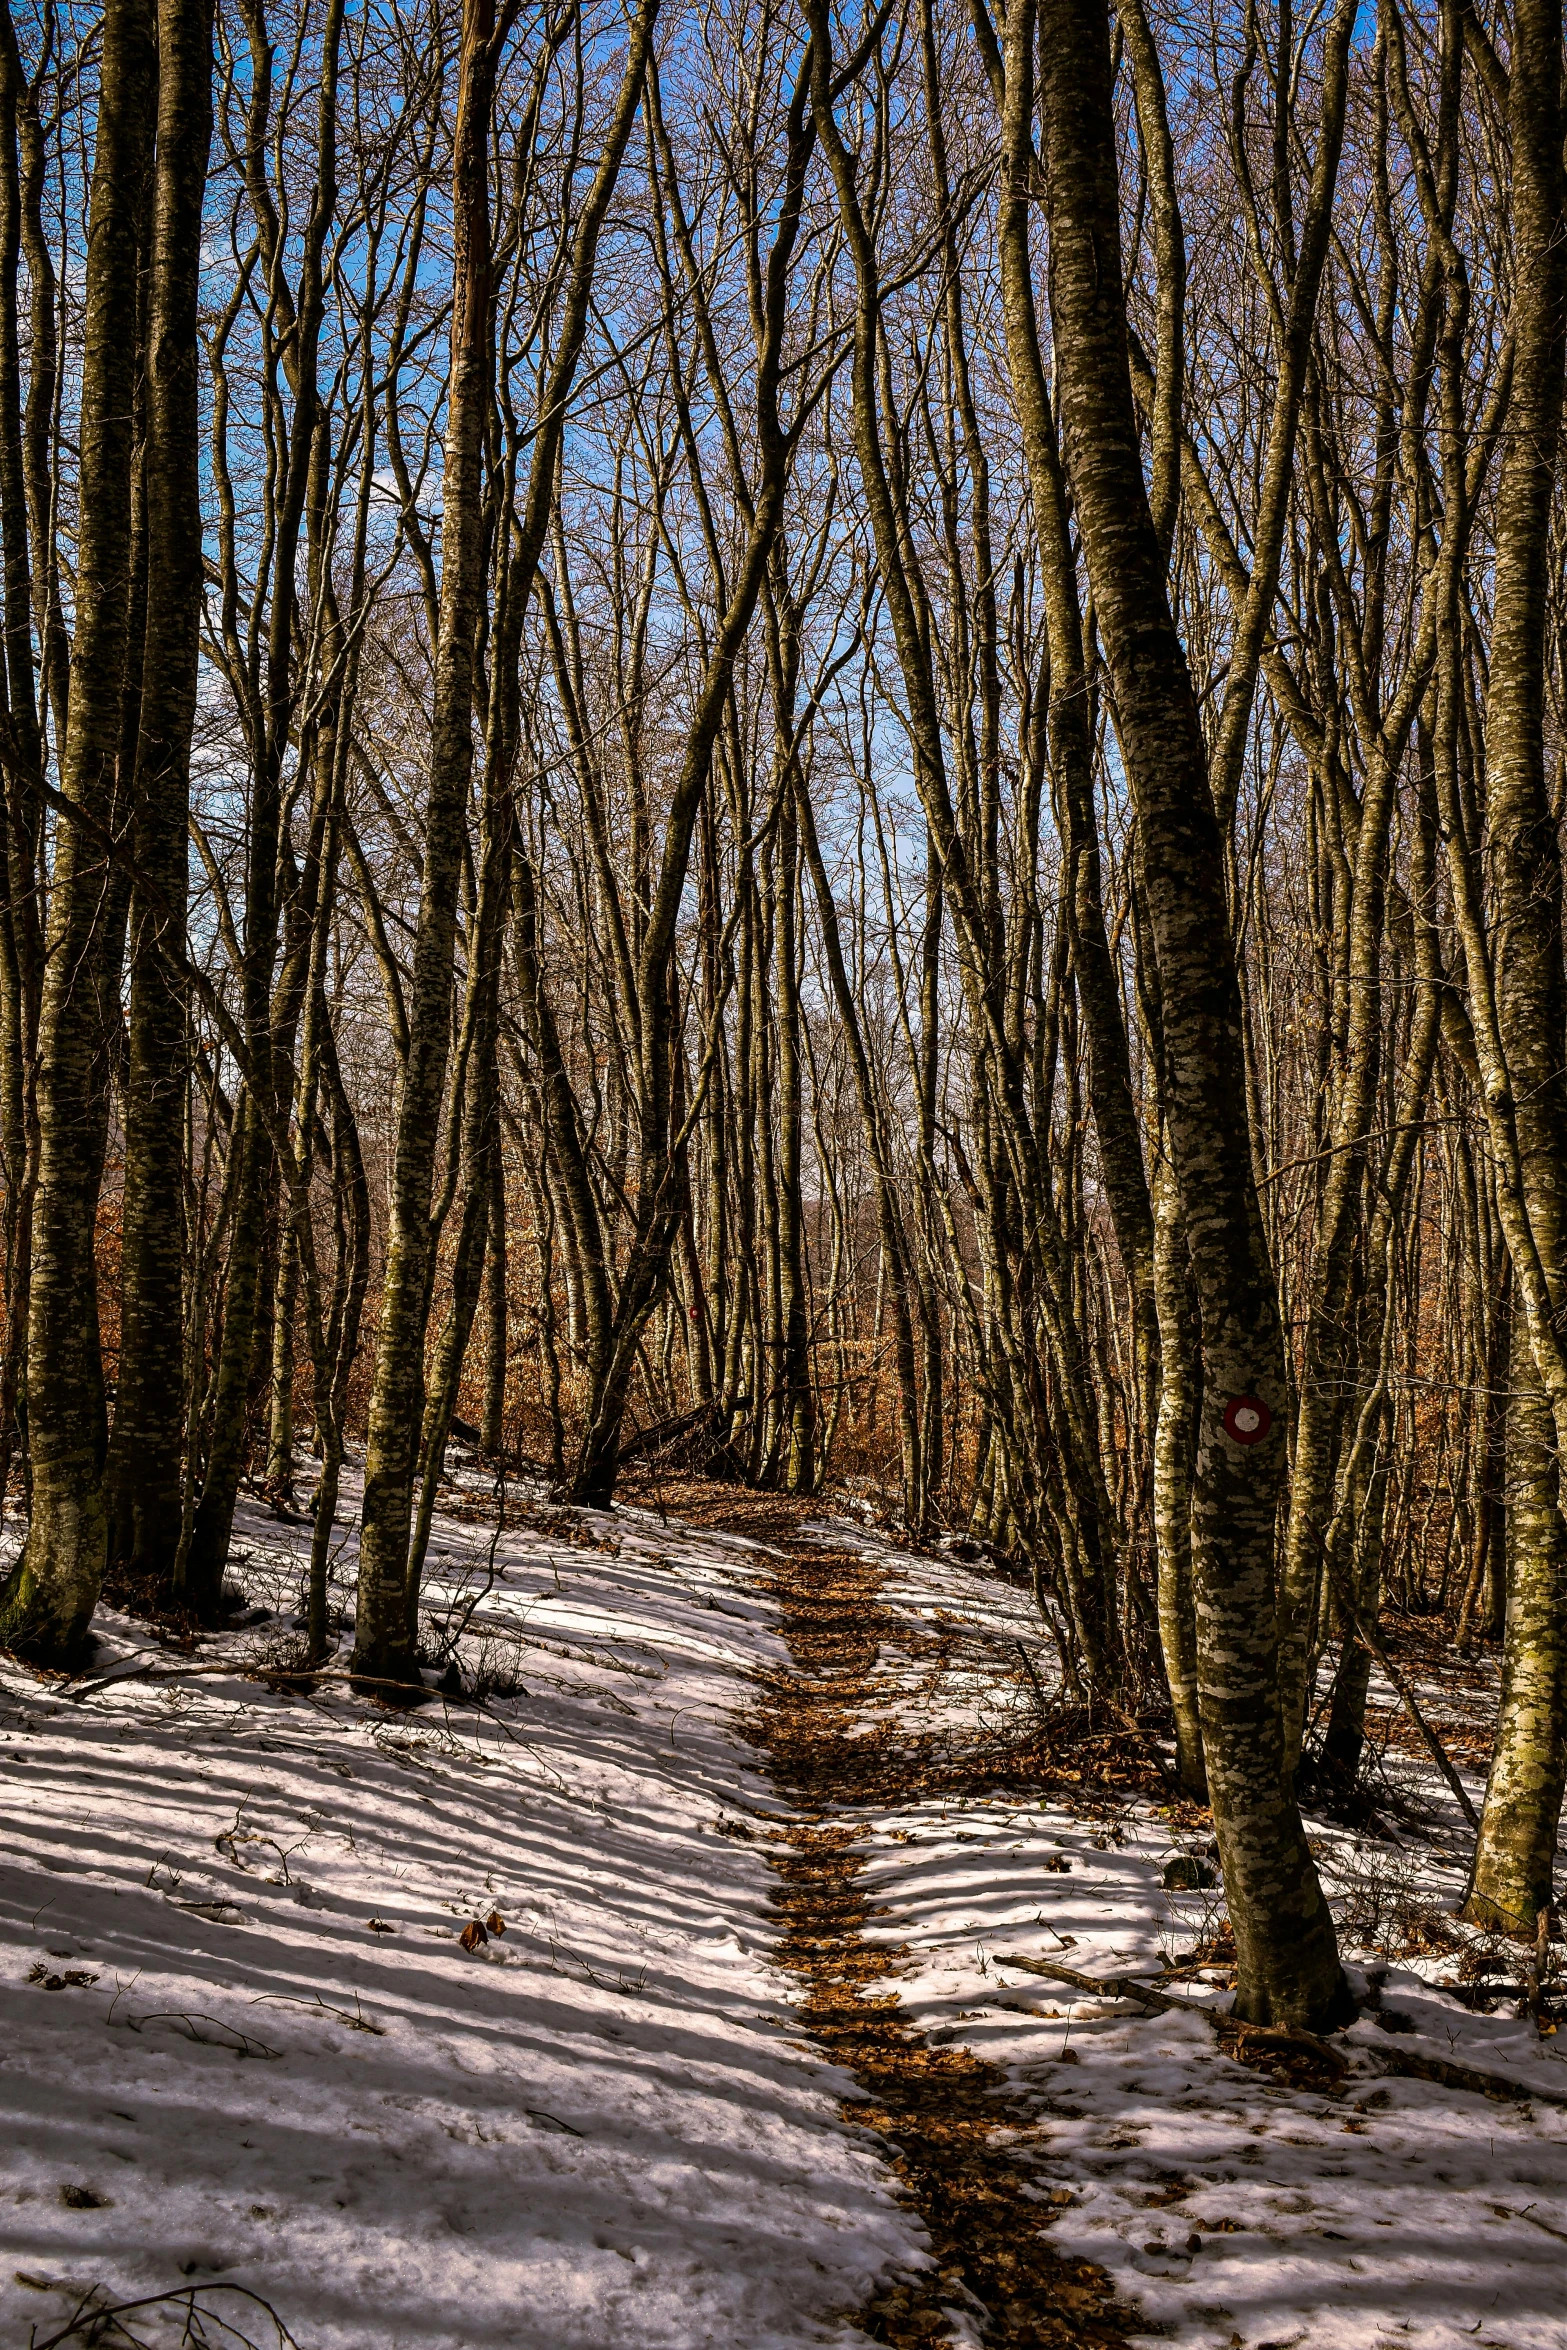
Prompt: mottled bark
<box><xmin>105</xmin><ymin>0</ymin><xmax>214</xmax><ymax>1577</ymax></box>
<box><xmin>1036</xmin><ymin>0</ymin><xmax>1349</xmax><ymax>2028</ymax></box>
<box><xmin>0</xmin><ymin>5</ymin><xmax>43</xmax><ymax>1526</ymax></box>
<box><xmin>1428</xmin><ymin>0</ymin><xmax>1567</xmax><ymax>1927</ymax></box>
<box><xmin>0</xmin><ymin>0</ymin><xmax>155</xmax><ymax>1661</ymax></box>
<box><xmin>480</xmin><ymin>1147</ymin><xmax>507</xmax><ymax>1458</ymax></box>
<box><xmin>980</xmin><ymin>0</ymin><xmax>1159</xmax><ymax>1659</ymax></box>
<box><xmin>1471</xmin><ymin>0</ymin><xmax>1567</xmax><ymax>1932</ymax></box>
<box><xmin>1152</xmin><ymin>1146</ymin><xmax>1204</xmax><ymax>1798</ymax></box>
<box><xmin>355</xmin><ymin>0</ymin><xmax>659</xmax><ymax>1675</ymax></box>
<box><xmin>183</xmin><ymin>0</ymin><xmax>341</xmax><ymax>1611</ymax></box>
<box><xmin>1464</xmin><ymin>1310</ymin><xmax>1567</xmax><ymax>1931</ymax></box>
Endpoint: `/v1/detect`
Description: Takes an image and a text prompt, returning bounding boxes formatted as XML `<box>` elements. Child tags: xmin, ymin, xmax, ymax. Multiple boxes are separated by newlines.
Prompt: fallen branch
<box><xmin>64</xmin><ymin>1657</ymin><xmax>442</xmax><ymax>1704</ymax></box>
<box><xmin>1000</xmin><ymin>1957</ymin><xmax>1344</xmax><ymax>2071</ymax></box>
<box><xmin>998</xmin><ymin>1953</ymin><xmax>1567</xmax><ymax>2109</ymax></box>
<box><xmin>996</xmin><ymin>1956</ymin><xmax>1186</xmax><ymax>2012</ymax></box>
<box><xmin>614</xmin><ymin>1400</ymin><xmax>714</xmax><ymax>1466</ymax></box>
<box><xmin>1218</xmin><ymin>2015</ymin><xmax>1349</xmax><ymax>2078</ymax></box>
<box><xmin>1365</xmin><ymin>2043</ymin><xmax>1567</xmax><ymax>2109</ymax></box>
<box><xmin>57</xmin><ymin>1648</ymin><xmax>571</xmax><ymax>1794</ymax></box>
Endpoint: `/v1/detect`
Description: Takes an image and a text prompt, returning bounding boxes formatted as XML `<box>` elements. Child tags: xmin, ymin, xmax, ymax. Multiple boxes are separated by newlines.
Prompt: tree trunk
<box><xmin>480</xmin><ymin>1145</ymin><xmax>507</xmax><ymax>1457</ymax></box>
<box><xmin>1466</xmin><ymin>0</ymin><xmax>1567</xmax><ymax>1931</ymax></box>
<box><xmin>0</xmin><ymin>5</ymin><xmax>45</xmax><ymax>1533</ymax></box>
<box><xmin>0</xmin><ymin>0</ymin><xmax>155</xmax><ymax>1661</ymax></box>
<box><xmin>354</xmin><ymin>0</ymin><xmax>505</xmax><ymax>1685</ymax></box>
<box><xmin>1036</xmin><ymin>0</ymin><xmax>1350</xmax><ymax>2028</ymax></box>
<box><xmin>1464</xmin><ymin>1307</ymin><xmax>1567</xmax><ymax>1931</ymax></box>
<box><xmin>405</xmin><ymin>774</ymin><xmax>511</xmax><ymax>1624</ymax></box>
<box><xmin>105</xmin><ymin>0</ymin><xmax>214</xmax><ymax>1577</ymax></box>
<box><xmin>355</xmin><ymin>0</ymin><xmax>658</xmax><ymax>1675</ymax></box>
<box><xmin>1151</xmin><ymin>1145</ymin><xmax>1204</xmax><ymax>1798</ymax></box>
<box><xmin>182</xmin><ymin>0</ymin><xmax>342</xmax><ymax>1610</ymax></box>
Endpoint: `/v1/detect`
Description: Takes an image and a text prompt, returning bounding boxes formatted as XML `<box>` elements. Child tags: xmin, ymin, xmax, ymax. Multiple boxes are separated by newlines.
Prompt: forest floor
<box><xmin>0</xmin><ymin>1466</ymin><xmax>1564</xmax><ymax>2350</ymax></box>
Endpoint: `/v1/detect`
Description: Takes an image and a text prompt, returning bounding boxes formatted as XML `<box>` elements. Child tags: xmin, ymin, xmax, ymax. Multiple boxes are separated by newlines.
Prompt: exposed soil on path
<box><xmin>632</xmin><ymin>1478</ymin><xmax>1136</xmax><ymax>2349</ymax></box>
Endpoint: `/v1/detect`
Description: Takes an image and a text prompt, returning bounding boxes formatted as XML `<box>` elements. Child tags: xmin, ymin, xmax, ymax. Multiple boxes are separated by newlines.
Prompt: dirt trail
<box><xmin>656</xmin><ymin>1485</ymin><xmax>1134</xmax><ymax>2349</ymax></box>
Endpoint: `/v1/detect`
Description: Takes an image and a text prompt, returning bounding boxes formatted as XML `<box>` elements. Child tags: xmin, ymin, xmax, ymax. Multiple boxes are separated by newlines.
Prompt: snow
<box><xmin>0</xmin><ymin>1480</ymin><xmax>921</xmax><ymax>2348</ymax></box>
<box><xmin>1</xmin><ymin>1475</ymin><xmax>1564</xmax><ymax>2349</ymax></box>
<box><xmin>833</xmin><ymin>1531</ymin><xmax>1567</xmax><ymax>2350</ymax></box>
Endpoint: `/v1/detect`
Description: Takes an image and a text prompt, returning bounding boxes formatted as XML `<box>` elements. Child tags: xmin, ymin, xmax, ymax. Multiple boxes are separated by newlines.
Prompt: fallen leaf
<box><xmin>485</xmin><ymin>1911</ymin><xmax>506</xmax><ymax>1936</ymax></box>
<box><xmin>459</xmin><ymin>1919</ymin><xmax>489</xmax><ymax>1953</ymax></box>
<box><xmin>28</xmin><ymin>1963</ymin><xmax>97</xmax><ymax>1991</ymax></box>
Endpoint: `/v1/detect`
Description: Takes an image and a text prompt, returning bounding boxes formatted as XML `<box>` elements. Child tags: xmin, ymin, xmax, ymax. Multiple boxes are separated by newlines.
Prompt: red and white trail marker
<box><xmin>1222</xmin><ymin>1394</ymin><xmax>1272</xmax><ymax>1445</ymax></box>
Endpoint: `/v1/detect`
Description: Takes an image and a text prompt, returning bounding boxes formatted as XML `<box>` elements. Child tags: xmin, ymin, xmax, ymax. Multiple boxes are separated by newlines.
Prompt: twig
<box><xmin>119</xmin><ymin>2008</ymin><xmax>281</xmax><ymax>2059</ymax></box>
<box><xmin>29</xmin><ymin>2282</ymin><xmax>300</xmax><ymax>2350</ymax></box>
<box><xmin>250</xmin><ymin>1987</ymin><xmax>385</xmax><ymax>2035</ymax></box>
<box><xmin>524</xmin><ymin>2104</ymin><xmax>583</xmax><ymax>2135</ymax></box>
<box><xmin>1105</xmin><ymin>1696</ymin><xmax>1182</xmax><ymax>1794</ymax></box>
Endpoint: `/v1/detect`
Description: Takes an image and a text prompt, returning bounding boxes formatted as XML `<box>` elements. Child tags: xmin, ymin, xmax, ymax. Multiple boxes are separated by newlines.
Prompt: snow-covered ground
<box><xmin>837</xmin><ymin>1531</ymin><xmax>1567</xmax><ymax>2350</ymax></box>
<box><xmin>1</xmin><ymin>1474</ymin><xmax>1563</xmax><ymax>2350</ymax></box>
<box><xmin>0</xmin><ymin>1479</ymin><xmax>919</xmax><ymax>2349</ymax></box>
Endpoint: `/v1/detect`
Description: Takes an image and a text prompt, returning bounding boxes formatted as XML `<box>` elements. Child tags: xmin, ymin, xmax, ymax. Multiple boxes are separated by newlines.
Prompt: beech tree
<box><xmin>0</xmin><ymin>0</ymin><xmax>156</xmax><ymax>1661</ymax></box>
<box><xmin>0</xmin><ymin>0</ymin><xmax>1562</xmax><ymax>2002</ymax></box>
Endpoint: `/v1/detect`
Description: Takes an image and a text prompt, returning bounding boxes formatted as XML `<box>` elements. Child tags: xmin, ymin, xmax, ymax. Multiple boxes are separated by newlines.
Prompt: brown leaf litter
<box><xmin>725</xmin><ymin>1508</ymin><xmax>1137</xmax><ymax>2349</ymax></box>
